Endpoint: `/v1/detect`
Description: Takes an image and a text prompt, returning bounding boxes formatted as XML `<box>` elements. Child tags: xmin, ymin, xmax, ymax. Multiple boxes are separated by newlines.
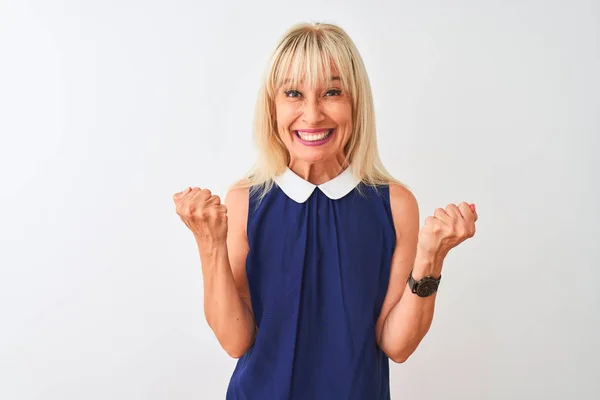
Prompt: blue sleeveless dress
<box><xmin>226</xmin><ymin>166</ymin><xmax>396</xmax><ymax>400</ymax></box>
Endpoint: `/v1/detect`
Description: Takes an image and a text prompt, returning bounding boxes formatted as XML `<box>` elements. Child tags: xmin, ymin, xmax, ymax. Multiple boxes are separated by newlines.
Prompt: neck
<box><xmin>288</xmin><ymin>156</ymin><xmax>348</xmax><ymax>185</ymax></box>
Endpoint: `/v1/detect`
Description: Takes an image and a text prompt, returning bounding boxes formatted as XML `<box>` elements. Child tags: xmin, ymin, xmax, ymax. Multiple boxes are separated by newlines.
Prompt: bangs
<box><xmin>267</xmin><ymin>29</ymin><xmax>355</xmax><ymax>97</ymax></box>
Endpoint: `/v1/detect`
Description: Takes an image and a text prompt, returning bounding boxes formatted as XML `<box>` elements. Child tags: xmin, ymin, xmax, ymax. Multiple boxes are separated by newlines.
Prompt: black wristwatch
<box><xmin>407</xmin><ymin>270</ymin><xmax>441</xmax><ymax>297</ymax></box>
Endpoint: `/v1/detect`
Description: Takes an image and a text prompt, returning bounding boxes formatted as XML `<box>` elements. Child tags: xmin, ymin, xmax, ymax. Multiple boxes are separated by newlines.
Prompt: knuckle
<box><xmin>199</xmin><ymin>208</ymin><xmax>211</xmax><ymax>219</ymax></box>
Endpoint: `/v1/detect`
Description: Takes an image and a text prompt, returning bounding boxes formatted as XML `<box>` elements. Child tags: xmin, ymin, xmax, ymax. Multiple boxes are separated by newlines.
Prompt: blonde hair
<box><xmin>235</xmin><ymin>21</ymin><xmax>405</xmax><ymax>199</ymax></box>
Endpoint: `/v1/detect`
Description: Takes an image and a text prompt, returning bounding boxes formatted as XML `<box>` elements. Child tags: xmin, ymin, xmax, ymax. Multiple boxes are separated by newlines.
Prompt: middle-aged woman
<box><xmin>173</xmin><ymin>21</ymin><xmax>478</xmax><ymax>399</ymax></box>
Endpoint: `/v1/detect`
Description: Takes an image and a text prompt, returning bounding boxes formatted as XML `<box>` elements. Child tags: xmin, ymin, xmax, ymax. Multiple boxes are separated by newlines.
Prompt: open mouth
<box><xmin>294</xmin><ymin>129</ymin><xmax>334</xmax><ymax>145</ymax></box>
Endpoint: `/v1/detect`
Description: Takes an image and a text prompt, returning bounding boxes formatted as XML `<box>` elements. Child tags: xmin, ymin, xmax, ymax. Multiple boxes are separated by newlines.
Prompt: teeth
<box><xmin>297</xmin><ymin>129</ymin><xmax>333</xmax><ymax>141</ymax></box>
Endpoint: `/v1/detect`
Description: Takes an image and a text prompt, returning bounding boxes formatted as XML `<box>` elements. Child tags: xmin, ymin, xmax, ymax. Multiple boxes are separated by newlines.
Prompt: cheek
<box><xmin>326</xmin><ymin>99</ymin><xmax>351</xmax><ymax>119</ymax></box>
<box><xmin>333</xmin><ymin>105</ymin><xmax>353</xmax><ymax>147</ymax></box>
<box><xmin>275</xmin><ymin>103</ymin><xmax>298</xmax><ymax>127</ymax></box>
<box><xmin>330</xmin><ymin>104</ymin><xmax>352</xmax><ymax>131</ymax></box>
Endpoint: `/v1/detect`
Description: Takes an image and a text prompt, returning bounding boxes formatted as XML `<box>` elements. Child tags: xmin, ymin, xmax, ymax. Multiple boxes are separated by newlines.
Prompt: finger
<box><xmin>445</xmin><ymin>203</ymin><xmax>462</xmax><ymax>219</ymax></box>
<box><xmin>173</xmin><ymin>187</ymin><xmax>192</xmax><ymax>203</ymax></box>
<box><xmin>179</xmin><ymin>187</ymin><xmax>198</xmax><ymax>202</ymax></box>
<box><xmin>433</xmin><ymin>208</ymin><xmax>448</xmax><ymax>218</ymax></box>
<box><xmin>433</xmin><ymin>208</ymin><xmax>452</xmax><ymax>225</ymax></box>
<box><xmin>191</xmin><ymin>188</ymin><xmax>212</xmax><ymax>202</ymax></box>
<box><xmin>457</xmin><ymin>202</ymin><xmax>473</xmax><ymax>221</ymax></box>
<box><xmin>206</xmin><ymin>195</ymin><xmax>221</xmax><ymax>206</ymax></box>
<box><xmin>470</xmin><ymin>203</ymin><xmax>478</xmax><ymax>222</ymax></box>
<box><xmin>172</xmin><ymin>187</ymin><xmax>190</xmax><ymax>201</ymax></box>
<box><xmin>175</xmin><ymin>188</ymin><xmax>198</xmax><ymax>214</ymax></box>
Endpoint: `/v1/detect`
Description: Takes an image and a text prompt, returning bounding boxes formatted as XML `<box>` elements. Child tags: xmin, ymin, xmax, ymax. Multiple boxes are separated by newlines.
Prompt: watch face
<box><xmin>416</xmin><ymin>278</ymin><xmax>439</xmax><ymax>297</ymax></box>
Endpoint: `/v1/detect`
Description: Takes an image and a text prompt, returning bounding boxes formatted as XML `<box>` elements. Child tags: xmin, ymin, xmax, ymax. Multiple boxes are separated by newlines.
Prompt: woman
<box><xmin>173</xmin><ymin>22</ymin><xmax>478</xmax><ymax>399</ymax></box>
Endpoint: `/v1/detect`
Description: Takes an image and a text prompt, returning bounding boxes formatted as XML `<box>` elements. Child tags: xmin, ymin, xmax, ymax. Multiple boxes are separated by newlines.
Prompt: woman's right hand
<box><xmin>173</xmin><ymin>187</ymin><xmax>228</xmax><ymax>246</ymax></box>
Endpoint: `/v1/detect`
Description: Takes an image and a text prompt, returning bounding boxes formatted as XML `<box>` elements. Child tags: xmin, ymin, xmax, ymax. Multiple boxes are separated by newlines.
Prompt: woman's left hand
<box><xmin>417</xmin><ymin>202</ymin><xmax>478</xmax><ymax>259</ymax></box>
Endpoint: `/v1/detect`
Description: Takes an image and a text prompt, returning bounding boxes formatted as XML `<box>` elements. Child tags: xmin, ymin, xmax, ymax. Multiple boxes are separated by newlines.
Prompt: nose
<box><xmin>301</xmin><ymin>98</ymin><xmax>325</xmax><ymax>125</ymax></box>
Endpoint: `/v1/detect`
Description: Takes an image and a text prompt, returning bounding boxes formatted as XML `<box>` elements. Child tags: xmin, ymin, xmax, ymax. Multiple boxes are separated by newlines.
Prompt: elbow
<box><xmin>384</xmin><ymin>346</ymin><xmax>412</xmax><ymax>364</ymax></box>
<box><xmin>224</xmin><ymin>345</ymin><xmax>248</xmax><ymax>359</ymax></box>
<box><xmin>217</xmin><ymin>336</ymin><xmax>252</xmax><ymax>359</ymax></box>
<box><xmin>389</xmin><ymin>352</ymin><xmax>410</xmax><ymax>364</ymax></box>
<box><xmin>223</xmin><ymin>332</ymin><xmax>255</xmax><ymax>358</ymax></box>
<box><xmin>380</xmin><ymin>339</ymin><xmax>411</xmax><ymax>364</ymax></box>
<box><xmin>218</xmin><ymin>330</ymin><xmax>254</xmax><ymax>359</ymax></box>
<box><xmin>205</xmin><ymin>312</ymin><xmax>256</xmax><ymax>359</ymax></box>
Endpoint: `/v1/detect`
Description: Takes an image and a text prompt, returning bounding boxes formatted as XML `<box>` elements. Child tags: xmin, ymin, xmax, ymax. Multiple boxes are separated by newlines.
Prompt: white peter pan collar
<box><xmin>274</xmin><ymin>165</ymin><xmax>361</xmax><ymax>203</ymax></box>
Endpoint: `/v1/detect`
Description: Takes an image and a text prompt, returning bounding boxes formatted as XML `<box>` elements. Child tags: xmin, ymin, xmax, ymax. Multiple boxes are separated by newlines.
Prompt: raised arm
<box><xmin>374</xmin><ymin>184</ymin><xmax>421</xmax><ymax>363</ymax></box>
<box><xmin>173</xmin><ymin>184</ymin><xmax>256</xmax><ymax>358</ymax></box>
<box><xmin>375</xmin><ymin>184</ymin><xmax>478</xmax><ymax>363</ymax></box>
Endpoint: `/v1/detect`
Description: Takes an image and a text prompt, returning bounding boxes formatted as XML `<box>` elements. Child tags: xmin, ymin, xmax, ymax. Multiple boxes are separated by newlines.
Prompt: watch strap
<box><xmin>407</xmin><ymin>269</ymin><xmax>442</xmax><ymax>295</ymax></box>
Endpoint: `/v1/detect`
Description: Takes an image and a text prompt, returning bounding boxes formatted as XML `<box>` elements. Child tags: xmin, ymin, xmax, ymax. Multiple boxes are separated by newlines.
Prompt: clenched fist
<box><xmin>173</xmin><ymin>187</ymin><xmax>228</xmax><ymax>245</ymax></box>
<box><xmin>417</xmin><ymin>202</ymin><xmax>478</xmax><ymax>258</ymax></box>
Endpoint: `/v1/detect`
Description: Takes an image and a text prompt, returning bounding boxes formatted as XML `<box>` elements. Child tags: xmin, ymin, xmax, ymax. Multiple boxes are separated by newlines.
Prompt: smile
<box><xmin>294</xmin><ymin>129</ymin><xmax>334</xmax><ymax>146</ymax></box>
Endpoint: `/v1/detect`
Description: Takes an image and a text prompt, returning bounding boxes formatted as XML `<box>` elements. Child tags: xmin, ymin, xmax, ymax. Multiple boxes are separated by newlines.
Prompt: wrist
<box><xmin>195</xmin><ymin>236</ymin><xmax>227</xmax><ymax>258</ymax></box>
<box><xmin>411</xmin><ymin>250</ymin><xmax>445</xmax><ymax>280</ymax></box>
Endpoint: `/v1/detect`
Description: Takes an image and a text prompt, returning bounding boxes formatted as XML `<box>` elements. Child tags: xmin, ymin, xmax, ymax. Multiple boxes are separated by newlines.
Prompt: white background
<box><xmin>1</xmin><ymin>0</ymin><xmax>598</xmax><ymax>399</ymax></box>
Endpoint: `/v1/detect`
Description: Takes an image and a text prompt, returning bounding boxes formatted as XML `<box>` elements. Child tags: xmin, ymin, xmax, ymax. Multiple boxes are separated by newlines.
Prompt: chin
<box><xmin>293</xmin><ymin>149</ymin><xmax>338</xmax><ymax>164</ymax></box>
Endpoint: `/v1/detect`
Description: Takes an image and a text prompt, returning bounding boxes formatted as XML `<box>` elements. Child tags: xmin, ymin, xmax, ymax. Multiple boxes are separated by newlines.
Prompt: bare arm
<box><xmin>200</xmin><ymin>184</ymin><xmax>256</xmax><ymax>359</ymax></box>
<box><xmin>375</xmin><ymin>184</ymin><xmax>478</xmax><ymax>363</ymax></box>
<box><xmin>174</xmin><ymin>184</ymin><xmax>256</xmax><ymax>359</ymax></box>
<box><xmin>374</xmin><ymin>183</ymin><xmax>438</xmax><ymax>363</ymax></box>
<box><xmin>378</xmin><ymin>252</ymin><xmax>441</xmax><ymax>363</ymax></box>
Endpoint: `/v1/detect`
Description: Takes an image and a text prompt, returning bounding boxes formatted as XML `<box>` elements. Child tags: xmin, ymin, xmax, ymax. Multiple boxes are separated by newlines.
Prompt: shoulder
<box><xmin>225</xmin><ymin>179</ymin><xmax>251</xmax><ymax>232</ymax></box>
<box><xmin>388</xmin><ymin>183</ymin><xmax>420</xmax><ymax>239</ymax></box>
<box><xmin>388</xmin><ymin>183</ymin><xmax>418</xmax><ymax>211</ymax></box>
<box><xmin>225</xmin><ymin>179</ymin><xmax>250</xmax><ymax>205</ymax></box>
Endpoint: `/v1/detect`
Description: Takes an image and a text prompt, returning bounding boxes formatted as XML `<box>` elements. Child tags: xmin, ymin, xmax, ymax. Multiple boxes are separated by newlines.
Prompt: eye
<box><xmin>284</xmin><ymin>90</ymin><xmax>301</xmax><ymax>98</ymax></box>
<box><xmin>325</xmin><ymin>89</ymin><xmax>342</xmax><ymax>97</ymax></box>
